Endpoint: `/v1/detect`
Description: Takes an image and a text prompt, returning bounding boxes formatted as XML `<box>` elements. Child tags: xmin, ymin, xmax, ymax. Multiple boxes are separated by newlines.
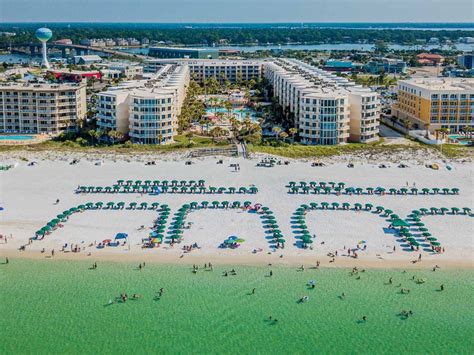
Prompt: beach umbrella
<box><xmin>421</xmin><ymin>188</ymin><xmax>430</xmax><ymax>195</ymax></box>
<box><xmin>238</xmin><ymin>187</ymin><xmax>248</xmax><ymax>194</ymax></box>
<box><xmin>451</xmin><ymin>207</ymin><xmax>460</xmax><ymax>214</ymax></box>
<box><xmin>321</xmin><ymin>202</ymin><xmax>329</xmax><ymax>209</ymax></box>
<box><xmin>249</xmin><ymin>187</ymin><xmax>258</xmax><ymax>194</ymax></box>
<box><xmin>422</xmin><ymin>232</ymin><xmax>432</xmax><ymax>237</ymax></box>
<box><xmin>384</xmin><ymin>209</ymin><xmax>393</xmax><ymax>215</ymax></box>
<box><xmin>354</xmin><ymin>203</ymin><xmax>362</xmax><ymax>210</ymax></box>
<box><xmin>310</xmin><ymin>202</ymin><xmax>318</xmax><ymax>209</ymax></box>
<box><xmin>452</xmin><ymin>188</ymin><xmax>460</xmax><ymax>195</ymax></box>
<box><xmin>212</xmin><ymin>201</ymin><xmax>220</xmax><ymax>208</ymax></box>
<box><xmin>198</xmin><ymin>179</ymin><xmax>205</xmax><ymax>186</ymax></box>
<box><xmin>288</xmin><ymin>181</ymin><xmax>296</xmax><ymax>187</ymax></box>
<box><xmin>432</xmin><ymin>188</ymin><xmax>440</xmax><ymax>195</ymax></box>
<box><xmin>411</xmin><ymin>188</ymin><xmax>418</xmax><ymax>195</ymax></box>
<box><xmin>392</xmin><ymin>219</ymin><xmax>410</xmax><ymax>227</ymax></box>
<box><xmin>410</xmin><ymin>240</ymin><xmax>420</xmax><ymax>247</ymax></box>
<box><xmin>115</xmin><ymin>233</ymin><xmax>128</xmax><ymax>239</ymax></box>
<box><xmin>232</xmin><ymin>201</ymin><xmax>241</xmax><ymax>208</ymax></box>
<box><xmin>463</xmin><ymin>207</ymin><xmax>471</xmax><ymax>215</ymax></box>
<box><xmin>431</xmin><ymin>241</ymin><xmax>441</xmax><ymax>246</ymax></box>
<box><xmin>201</xmin><ymin>201</ymin><xmax>209</xmax><ymax>208</ymax></box>
<box><xmin>390</xmin><ymin>214</ymin><xmax>399</xmax><ymax>220</ymax></box>
<box><xmin>375</xmin><ymin>206</ymin><xmax>384</xmax><ymax>213</ymax></box>
<box><xmin>171</xmin><ymin>180</ymin><xmax>178</xmax><ymax>186</ymax></box>
<box><xmin>400</xmin><ymin>188</ymin><xmax>408</xmax><ymax>195</ymax></box>
<box><xmin>419</xmin><ymin>227</ymin><xmax>428</xmax><ymax>232</ymax></box>
<box><xmin>419</xmin><ymin>208</ymin><xmax>429</xmax><ymax>215</ymax></box>
<box><xmin>440</xmin><ymin>207</ymin><xmax>449</xmax><ymax>214</ymax></box>
<box><xmin>103</xmin><ymin>239</ymin><xmax>112</xmax><ymax>244</ymax></box>
<box><xmin>342</xmin><ymin>202</ymin><xmax>350</xmax><ymax>210</ymax></box>
<box><xmin>276</xmin><ymin>238</ymin><xmax>286</xmax><ymax>243</ymax></box>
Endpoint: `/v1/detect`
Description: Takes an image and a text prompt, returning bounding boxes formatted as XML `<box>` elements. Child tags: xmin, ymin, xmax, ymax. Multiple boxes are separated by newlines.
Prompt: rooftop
<box><xmin>399</xmin><ymin>78</ymin><xmax>474</xmax><ymax>91</ymax></box>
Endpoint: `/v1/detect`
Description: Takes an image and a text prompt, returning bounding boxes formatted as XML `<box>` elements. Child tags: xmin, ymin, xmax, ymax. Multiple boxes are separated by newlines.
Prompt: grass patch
<box><xmin>0</xmin><ymin>135</ymin><xmax>229</xmax><ymax>154</ymax></box>
<box><xmin>247</xmin><ymin>142</ymin><xmax>432</xmax><ymax>159</ymax></box>
<box><xmin>431</xmin><ymin>144</ymin><xmax>474</xmax><ymax>159</ymax></box>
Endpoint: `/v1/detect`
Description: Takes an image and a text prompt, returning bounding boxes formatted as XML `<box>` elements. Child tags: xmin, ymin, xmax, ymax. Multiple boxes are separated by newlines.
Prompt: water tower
<box><xmin>35</xmin><ymin>27</ymin><xmax>53</xmax><ymax>69</ymax></box>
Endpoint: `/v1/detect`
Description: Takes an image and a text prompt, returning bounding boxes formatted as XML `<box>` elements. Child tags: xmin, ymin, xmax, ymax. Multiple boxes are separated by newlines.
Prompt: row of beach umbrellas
<box><xmin>76</xmin><ymin>185</ymin><xmax>258</xmax><ymax>194</ymax></box>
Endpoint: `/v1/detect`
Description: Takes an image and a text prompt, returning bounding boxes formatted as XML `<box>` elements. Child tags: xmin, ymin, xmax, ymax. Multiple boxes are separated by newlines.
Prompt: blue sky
<box><xmin>1</xmin><ymin>0</ymin><xmax>473</xmax><ymax>22</ymax></box>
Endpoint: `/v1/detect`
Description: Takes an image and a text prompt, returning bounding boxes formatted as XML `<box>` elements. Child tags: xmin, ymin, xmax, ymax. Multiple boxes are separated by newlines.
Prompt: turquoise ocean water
<box><xmin>1</xmin><ymin>260</ymin><xmax>473</xmax><ymax>354</ymax></box>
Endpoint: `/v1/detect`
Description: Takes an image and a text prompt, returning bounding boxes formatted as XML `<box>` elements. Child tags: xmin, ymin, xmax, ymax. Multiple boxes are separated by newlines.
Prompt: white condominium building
<box><xmin>97</xmin><ymin>64</ymin><xmax>190</xmax><ymax>144</ymax></box>
<box><xmin>99</xmin><ymin>62</ymin><xmax>144</xmax><ymax>79</ymax></box>
<box><xmin>144</xmin><ymin>59</ymin><xmax>262</xmax><ymax>83</ymax></box>
<box><xmin>264</xmin><ymin>59</ymin><xmax>379</xmax><ymax>144</ymax></box>
<box><xmin>0</xmin><ymin>82</ymin><xmax>86</xmax><ymax>134</ymax></box>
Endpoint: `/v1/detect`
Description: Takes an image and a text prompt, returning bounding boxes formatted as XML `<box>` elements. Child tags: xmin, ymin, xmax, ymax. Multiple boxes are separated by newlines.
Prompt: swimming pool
<box><xmin>205</xmin><ymin>107</ymin><xmax>258</xmax><ymax>122</ymax></box>
<box><xmin>448</xmin><ymin>134</ymin><xmax>472</xmax><ymax>146</ymax></box>
<box><xmin>0</xmin><ymin>135</ymin><xmax>35</xmax><ymax>141</ymax></box>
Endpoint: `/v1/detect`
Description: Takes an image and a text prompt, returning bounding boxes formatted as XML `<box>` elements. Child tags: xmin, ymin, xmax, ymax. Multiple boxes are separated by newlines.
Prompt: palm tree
<box><xmin>185</xmin><ymin>131</ymin><xmax>193</xmax><ymax>143</ymax></box>
<box><xmin>273</xmin><ymin>126</ymin><xmax>282</xmax><ymax>139</ymax></box>
<box><xmin>289</xmin><ymin>127</ymin><xmax>298</xmax><ymax>143</ymax></box>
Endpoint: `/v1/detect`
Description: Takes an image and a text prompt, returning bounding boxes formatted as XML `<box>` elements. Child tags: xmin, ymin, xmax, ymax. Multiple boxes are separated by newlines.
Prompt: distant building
<box><xmin>73</xmin><ymin>55</ymin><xmax>103</xmax><ymax>65</ymax></box>
<box><xmin>54</xmin><ymin>39</ymin><xmax>73</xmax><ymax>45</ymax></box>
<box><xmin>392</xmin><ymin>78</ymin><xmax>473</xmax><ymax>133</ymax></box>
<box><xmin>457</xmin><ymin>52</ymin><xmax>473</xmax><ymax>70</ymax></box>
<box><xmin>100</xmin><ymin>69</ymin><xmax>122</xmax><ymax>80</ymax></box>
<box><xmin>364</xmin><ymin>58</ymin><xmax>407</xmax><ymax>74</ymax></box>
<box><xmin>0</xmin><ymin>82</ymin><xmax>86</xmax><ymax>134</ymax></box>
<box><xmin>141</xmin><ymin>38</ymin><xmax>150</xmax><ymax>46</ymax></box>
<box><xmin>459</xmin><ymin>37</ymin><xmax>474</xmax><ymax>44</ymax></box>
<box><xmin>148</xmin><ymin>47</ymin><xmax>219</xmax><ymax>59</ymax></box>
<box><xmin>144</xmin><ymin>59</ymin><xmax>261</xmax><ymax>83</ymax></box>
<box><xmin>323</xmin><ymin>60</ymin><xmax>354</xmax><ymax>73</ymax></box>
<box><xmin>99</xmin><ymin>62</ymin><xmax>143</xmax><ymax>79</ymax></box>
<box><xmin>416</xmin><ymin>53</ymin><xmax>444</xmax><ymax>66</ymax></box>
<box><xmin>48</xmin><ymin>69</ymin><xmax>101</xmax><ymax>82</ymax></box>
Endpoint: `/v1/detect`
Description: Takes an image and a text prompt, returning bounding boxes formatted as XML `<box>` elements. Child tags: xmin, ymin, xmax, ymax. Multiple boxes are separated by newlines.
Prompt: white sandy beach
<box><xmin>0</xmin><ymin>150</ymin><xmax>473</xmax><ymax>268</ymax></box>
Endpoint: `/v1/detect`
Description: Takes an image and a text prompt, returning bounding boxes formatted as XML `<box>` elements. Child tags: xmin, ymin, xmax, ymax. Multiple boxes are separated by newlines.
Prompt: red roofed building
<box><xmin>416</xmin><ymin>53</ymin><xmax>445</xmax><ymax>66</ymax></box>
<box><xmin>48</xmin><ymin>70</ymin><xmax>101</xmax><ymax>83</ymax></box>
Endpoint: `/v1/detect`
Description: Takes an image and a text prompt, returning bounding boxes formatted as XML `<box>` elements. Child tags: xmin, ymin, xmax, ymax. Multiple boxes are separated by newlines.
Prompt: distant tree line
<box><xmin>0</xmin><ymin>23</ymin><xmax>473</xmax><ymax>47</ymax></box>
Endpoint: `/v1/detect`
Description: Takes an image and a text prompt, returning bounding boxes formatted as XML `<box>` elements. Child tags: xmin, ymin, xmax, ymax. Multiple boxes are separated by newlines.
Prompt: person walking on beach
<box><xmin>5</xmin><ymin>257</ymin><xmax>8</xmax><ymax>264</ymax></box>
<box><xmin>252</xmin><ymin>288</ymin><xmax>256</xmax><ymax>294</ymax></box>
<box><xmin>418</xmin><ymin>254</ymin><xmax>422</xmax><ymax>261</ymax></box>
<box><xmin>269</xmin><ymin>270</ymin><xmax>273</xmax><ymax>277</ymax></box>
<box><xmin>51</xmin><ymin>249</ymin><xmax>54</xmax><ymax>257</ymax></box>
<box><xmin>440</xmin><ymin>284</ymin><xmax>444</xmax><ymax>291</ymax></box>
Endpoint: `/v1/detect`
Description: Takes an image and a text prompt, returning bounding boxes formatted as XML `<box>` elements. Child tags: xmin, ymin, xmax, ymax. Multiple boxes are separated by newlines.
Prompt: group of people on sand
<box><xmin>182</xmin><ymin>243</ymin><xmax>200</xmax><ymax>253</ymax></box>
